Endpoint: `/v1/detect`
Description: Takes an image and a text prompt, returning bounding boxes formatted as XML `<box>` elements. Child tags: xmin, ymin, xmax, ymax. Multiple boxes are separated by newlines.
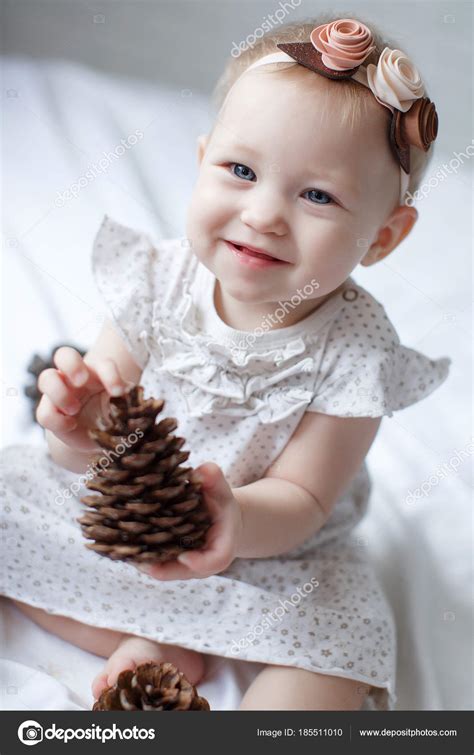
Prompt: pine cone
<box><xmin>24</xmin><ymin>344</ymin><xmax>86</xmax><ymax>423</ymax></box>
<box><xmin>92</xmin><ymin>661</ymin><xmax>210</xmax><ymax>711</ymax></box>
<box><xmin>77</xmin><ymin>385</ymin><xmax>211</xmax><ymax>563</ymax></box>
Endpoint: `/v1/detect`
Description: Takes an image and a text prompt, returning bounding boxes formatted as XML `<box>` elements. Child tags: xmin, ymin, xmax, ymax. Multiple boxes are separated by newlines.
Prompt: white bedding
<box><xmin>1</xmin><ymin>56</ymin><xmax>472</xmax><ymax>711</ymax></box>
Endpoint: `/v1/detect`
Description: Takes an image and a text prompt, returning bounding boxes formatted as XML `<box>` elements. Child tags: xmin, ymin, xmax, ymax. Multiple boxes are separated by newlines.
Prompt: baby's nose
<box><xmin>240</xmin><ymin>201</ymin><xmax>287</xmax><ymax>236</ymax></box>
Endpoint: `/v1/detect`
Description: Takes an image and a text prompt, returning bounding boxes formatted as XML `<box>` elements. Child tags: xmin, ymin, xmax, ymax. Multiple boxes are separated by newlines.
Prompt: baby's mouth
<box><xmin>224</xmin><ymin>240</ymin><xmax>288</xmax><ymax>264</ymax></box>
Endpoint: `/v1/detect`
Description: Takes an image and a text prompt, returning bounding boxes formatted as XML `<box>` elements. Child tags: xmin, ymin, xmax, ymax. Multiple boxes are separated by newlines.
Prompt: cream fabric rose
<box><xmin>365</xmin><ymin>47</ymin><xmax>425</xmax><ymax>112</ymax></box>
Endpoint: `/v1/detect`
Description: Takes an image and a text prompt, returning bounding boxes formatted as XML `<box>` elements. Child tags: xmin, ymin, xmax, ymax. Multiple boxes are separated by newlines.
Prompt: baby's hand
<box><xmin>134</xmin><ymin>463</ymin><xmax>243</xmax><ymax>581</ymax></box>
<box><xmin>36</xmin><ymin>346</ymin><xmax>132</xmax><ymax>452</ymax></box>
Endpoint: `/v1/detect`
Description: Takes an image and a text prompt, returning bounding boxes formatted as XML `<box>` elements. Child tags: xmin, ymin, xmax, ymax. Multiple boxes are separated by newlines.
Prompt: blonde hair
<box><xmin>212</xmin><ymin>13</ymin><xmax>435</xmax><ymax>202</ymax></box>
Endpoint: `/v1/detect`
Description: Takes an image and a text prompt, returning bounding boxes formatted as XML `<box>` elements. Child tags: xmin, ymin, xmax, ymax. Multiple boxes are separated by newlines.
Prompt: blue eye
<box><xmin>303</xmin><ymin>189</ymin><xmax>333</xmax><ymax>205</ymax></box>
<box><xmin>230</xmin><ymin>163</ymin><xmax>256</xmax><ymax>181</ymax></box>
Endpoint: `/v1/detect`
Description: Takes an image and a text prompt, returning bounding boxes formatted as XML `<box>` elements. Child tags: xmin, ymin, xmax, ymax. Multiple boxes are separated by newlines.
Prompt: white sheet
<box><xmin>1</xmin><ymin>56</ymin><xmax>472</xmax><ymax>711</ymax></box>
<box><xmin>0</xmin><ymin>598</ymin><xmax>265</xmax><ymax>711</ymax></box>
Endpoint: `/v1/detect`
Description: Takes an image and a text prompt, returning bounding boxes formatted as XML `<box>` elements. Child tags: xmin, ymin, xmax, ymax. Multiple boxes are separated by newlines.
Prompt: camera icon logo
<box><xmin>18</xmin><ymin>720</ymin><xmax>43</xmax><ymax>745</ymax></box>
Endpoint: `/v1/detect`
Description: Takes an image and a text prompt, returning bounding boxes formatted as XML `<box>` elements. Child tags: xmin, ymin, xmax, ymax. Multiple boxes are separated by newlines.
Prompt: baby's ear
<box><xmin>197</xmin><ymin>134</ymin><xmax>209</xmax><ymax>165</ymax></box>
<box><xmin>360</xmin><ymin>205</ymin><xmax>418</xmax><ymax>266</ymax></box>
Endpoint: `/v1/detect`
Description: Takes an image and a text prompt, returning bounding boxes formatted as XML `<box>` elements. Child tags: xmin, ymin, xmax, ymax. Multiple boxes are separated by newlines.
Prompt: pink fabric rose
<box><xmin>310</xmin><ymin>18</ymin><xmax>375</xmax><ymax>71</ymax></box>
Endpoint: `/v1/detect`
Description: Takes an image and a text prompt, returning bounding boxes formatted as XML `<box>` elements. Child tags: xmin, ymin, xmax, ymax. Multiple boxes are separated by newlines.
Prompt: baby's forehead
<box><xmin>209</xmin><ymin>68</ymin><xmax>400</xmax><ymax>203</ymax></box>
<box><xmin>214</xmin><ymin>68</ymin><xmax>391</xmax><ymax>164</ymax></box>
<box><xmin>218</xmin><ymin>67</ymin><xmax>388</xmax><ymax>142</ymax></box>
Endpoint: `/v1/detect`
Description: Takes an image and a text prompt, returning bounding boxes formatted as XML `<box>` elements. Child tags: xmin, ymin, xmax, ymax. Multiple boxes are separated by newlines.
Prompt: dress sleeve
<box><xmin>91</xmin><ymin>214</ymin><xmax>157</xmax><ymax>370</ymax></box>
<box><xmin>306</xmin><ymin>294</ymin><xmax>451</xmax><ymax>419</ymax></box>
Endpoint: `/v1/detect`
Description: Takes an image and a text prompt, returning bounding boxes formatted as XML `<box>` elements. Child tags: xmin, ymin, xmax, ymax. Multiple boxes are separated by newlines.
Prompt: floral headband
<box><xmin>238</xmin><ymin>18</ymin><xmax>439</xmax><ymax>204</ymax></box>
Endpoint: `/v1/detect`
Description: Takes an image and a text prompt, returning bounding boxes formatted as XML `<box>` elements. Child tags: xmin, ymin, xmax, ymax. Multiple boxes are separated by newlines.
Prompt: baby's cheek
<box><xmin>185</xmin><ymin>188</ymin><xmax>210</xmax><ymax>249</ymax></box>
<box><xmin>304</xmin><ymin>231</ymin><xmax>362</xmax><ymax>293</ymax></box>
<box><xmin>187</xmin><ymin>179</ymin><xmax>229</xmax><ymax>241</ymax></box>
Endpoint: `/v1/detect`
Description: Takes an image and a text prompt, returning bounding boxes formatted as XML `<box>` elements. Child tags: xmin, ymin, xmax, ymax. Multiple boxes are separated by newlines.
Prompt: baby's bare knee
<box><xmin>11</xmin><ymin>598</ymin><xmax>124</xmax><ymax>658</ymax></box>
<box><xmin>11</xmin><ymin>599</ymin><xmax>55</xmax><ymax>625</ymax></box>
<box><xmin>240</xmin><ymin>664</ymin><xmax>371</xmax><ymax>710</ymax></box>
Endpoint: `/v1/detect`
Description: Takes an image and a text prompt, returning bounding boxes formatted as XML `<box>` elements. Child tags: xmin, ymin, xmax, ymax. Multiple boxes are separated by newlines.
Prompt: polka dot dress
<box><xmin>0</xmin><ymin>216</ymin><xmax>451</xmax><ymax>711</ymax></box>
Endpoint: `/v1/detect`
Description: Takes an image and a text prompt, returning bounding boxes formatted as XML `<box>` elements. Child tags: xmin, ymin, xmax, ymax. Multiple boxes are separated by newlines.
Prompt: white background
<box><xmin>1</xmin><ymin>0</ymin><xmax>472</xmax><ymax>711</ymax></box>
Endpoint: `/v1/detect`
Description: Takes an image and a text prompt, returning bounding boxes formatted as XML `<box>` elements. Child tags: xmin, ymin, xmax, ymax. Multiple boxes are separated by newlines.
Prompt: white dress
<box><xmin>0</xmin><ymin>215</ymin><xmax>451</xmax><ymax>711</ymax></box>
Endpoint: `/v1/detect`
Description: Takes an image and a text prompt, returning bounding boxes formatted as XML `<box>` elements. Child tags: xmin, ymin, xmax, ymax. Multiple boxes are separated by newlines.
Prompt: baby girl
<box><xmin>1</xmin><ymin>15</ymin><xmax>450</xmax><ymax>711</ymax></box>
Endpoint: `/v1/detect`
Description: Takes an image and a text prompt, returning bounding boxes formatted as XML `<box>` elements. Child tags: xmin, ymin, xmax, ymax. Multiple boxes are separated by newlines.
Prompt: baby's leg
<box><xmin>239</xmin><ymin>664</ymin><xmax>372</xmax><ymax>710</ymax></box>
<box><xmin>11</xmin><ymin>599</ymin><xmax>205</xmax><ymax>700</ymax></box>
<box><xmin>11</xmin><ymin>599</ymin><xmax>124</xmax><ymax>657</ymax></box>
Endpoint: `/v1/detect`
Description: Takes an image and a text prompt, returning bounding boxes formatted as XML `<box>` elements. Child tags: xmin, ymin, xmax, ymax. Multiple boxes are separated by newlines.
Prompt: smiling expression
<box><xmin>186</xmin><ymin>65</ymin><xmax>402</xmax><ymax>324</ymax></box>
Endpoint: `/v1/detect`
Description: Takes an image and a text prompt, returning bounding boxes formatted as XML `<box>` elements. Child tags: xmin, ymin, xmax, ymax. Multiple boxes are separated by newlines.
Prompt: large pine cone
<box><xmin>92</xmin><ymin>661</ymin><xmax>210</xmax><ymax>711</ymax></box>
<box><xmin>77</xmin><ymin>385</ymin><xmax>211</xmax><ymax>563</ymax></box>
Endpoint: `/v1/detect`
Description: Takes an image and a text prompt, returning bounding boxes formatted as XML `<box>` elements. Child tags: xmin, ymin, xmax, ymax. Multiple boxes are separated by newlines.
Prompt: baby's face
<box><xmin>186</xmin><ymin>67</ymin><xmax>401</xmax><ymax>304</ymax></box>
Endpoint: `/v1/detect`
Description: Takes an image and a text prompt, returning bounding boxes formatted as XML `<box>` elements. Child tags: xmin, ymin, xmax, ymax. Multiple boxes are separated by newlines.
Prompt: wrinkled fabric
<box><xmin>0</xmin><ymin>215</ymin><xmax>451</xmax><ymax>712</ymax></box>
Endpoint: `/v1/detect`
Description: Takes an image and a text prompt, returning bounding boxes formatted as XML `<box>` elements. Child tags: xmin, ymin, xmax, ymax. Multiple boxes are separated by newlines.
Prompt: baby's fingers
<box><xmin>92</xmin><ymin>358</ymin><xmax>131</xmax><ymax>397</ymax></box>
<box><xmin>135</xmin><ymin>560</ymin><xmax>197</xmax><ymax>581</ymax></box>
<box><xmin>53</xmin><ymin>346</ymin><xmax>90</xmax><ymax>388</ymax></box>
<box><xmin>36</xmin><ymin>393</ymin><xmax>78</xmax><ymax>433</ymax></box>
<box><xmin>177</xmin><ymin>543</ymin><xmax>232</xmax><ymax>576</ymax></box>
<box><xmin>54</xmin><ymin>347</ymin><xmax>130</xmax><ymax>399</ymax></box>
<box><xmin>37</xmin><ymin>368</ymin><xmax>82</xmax><ymax>416</ymax></box>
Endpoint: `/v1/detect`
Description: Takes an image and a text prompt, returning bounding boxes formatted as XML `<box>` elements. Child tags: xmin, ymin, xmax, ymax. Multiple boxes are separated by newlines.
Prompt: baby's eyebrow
<box><xmin>214</xmin><ymin>139</ymin><xmax>260</xmax><ymax>159</ymax></box>
<box><xmin>311</xmin><ymin>170</ymin><xmax>360</xmax><ymax>202</ymax></box>
<box><xmin>214</xmin><ymin>139</ymin><xmax>359</xmax><ymax>201</ymax></box>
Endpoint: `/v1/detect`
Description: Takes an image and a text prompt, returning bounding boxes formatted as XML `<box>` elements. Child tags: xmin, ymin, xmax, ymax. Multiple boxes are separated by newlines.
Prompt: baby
<box><xmin>3</xmin><ymin>15</ymin><xmax>450</xmax><ymax>711</ymax></box>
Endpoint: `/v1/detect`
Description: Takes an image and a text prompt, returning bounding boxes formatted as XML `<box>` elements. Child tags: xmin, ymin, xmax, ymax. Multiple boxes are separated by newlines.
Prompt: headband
<box><xmin>227</xmin><ymin>19</ymin><xmax>439</xmax><ymax>205</ymax></box>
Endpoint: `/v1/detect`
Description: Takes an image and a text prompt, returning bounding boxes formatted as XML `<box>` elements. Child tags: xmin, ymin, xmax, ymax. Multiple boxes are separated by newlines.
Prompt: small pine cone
<box><xmin>77</xmin><ymin>385</ymin><xmax>211</xmax><ymax>564</ymax></box>
<box><xmin>92</xmin><ymin>661</ymin><xmax>211</xmax><ymax>711</ymax></box>
<box><xmin>24</xmin><ymin>344</ymin><xmax>86</xmax><ymax>423</ymax></box>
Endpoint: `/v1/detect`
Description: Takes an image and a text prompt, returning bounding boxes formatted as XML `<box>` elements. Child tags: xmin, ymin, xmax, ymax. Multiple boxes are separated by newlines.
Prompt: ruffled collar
<box><xmin>193</xmin><ymin>259</ymin><xmax>351</xmax><ymax>359</ymax></box>
<box><xmin>145</xmin><ymin>250</ymin><xmax>351</xmax><ymax>423</ymax></box>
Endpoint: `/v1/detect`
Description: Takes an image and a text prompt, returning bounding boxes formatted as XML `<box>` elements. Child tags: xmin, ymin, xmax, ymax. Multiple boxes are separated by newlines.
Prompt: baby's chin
<box><xmin>215</xmin><ymin>274</ymin><xmax>322</xmax><ymax>306</ymax></box>
<box><xmin>220</xmin><ymin>273</ymin><xmax>347</xmax><ymax>307</ymax></box>
<box><xmin>192</xmin><ymin>239</ymin><xmax>342</xmax><ymax>302</ymax></box>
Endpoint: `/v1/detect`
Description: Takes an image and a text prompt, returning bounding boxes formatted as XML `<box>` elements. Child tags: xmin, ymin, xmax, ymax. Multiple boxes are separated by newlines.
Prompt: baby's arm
<box><xmin>128</xmin><ymin>413</ymin><xmax>381</xmax><ymax>581</ymax></box>
<box><xmin>39</xmin><ymin>318</ymin><xmax>143</xmax><ymax>474</ymax></box>
<box><xmin>234</xmin><ymin>412</ymin><xmax>382</xmax><ymax>558</ymax></box>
